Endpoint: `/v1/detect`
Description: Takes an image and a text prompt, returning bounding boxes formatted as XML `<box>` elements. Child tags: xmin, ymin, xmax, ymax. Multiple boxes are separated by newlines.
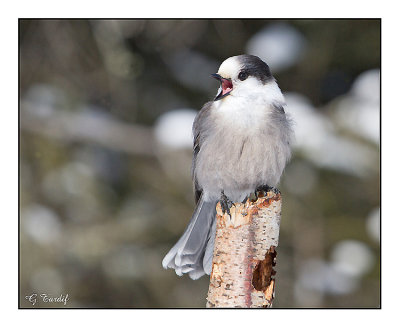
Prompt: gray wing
<box><xmin>271</xmin><ymin>101</ymin><xmax>294</xmax><ymax>147</ymax></box>
<box><xmin>191</xmin><ymin>101</ymin><xmax>213</xmax><ymax>204</ymax></box>
<box><xmin>162</xmin><ymin>101</ymin><xmax>218</xmax><ymax>280</ymax></box>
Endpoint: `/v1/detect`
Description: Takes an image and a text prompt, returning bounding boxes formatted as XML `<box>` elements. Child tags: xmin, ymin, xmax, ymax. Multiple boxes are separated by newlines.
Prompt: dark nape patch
<box><xmin>238</xmin><ymin>54</ymin><xmax>274</xmax><ymax>84</ymax></box>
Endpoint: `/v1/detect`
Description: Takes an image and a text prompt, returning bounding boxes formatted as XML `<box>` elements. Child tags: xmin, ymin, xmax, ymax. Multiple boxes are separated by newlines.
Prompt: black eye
<box><xmin>238</xmin><ymin>71</ymin><xmax>248</xmax><ymax>81</ymax></box>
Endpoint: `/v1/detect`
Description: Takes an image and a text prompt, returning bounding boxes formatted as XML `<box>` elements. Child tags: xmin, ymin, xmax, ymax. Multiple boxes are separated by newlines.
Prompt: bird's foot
<box><xmin>220</xmin><ymin>191</ymin><xmax>234</xmax><ymax>217</ymax></box>
<box><xmin>256</xmin><ymin>185</ymin><xmax>281</xmax><ymax>197</ymax></box>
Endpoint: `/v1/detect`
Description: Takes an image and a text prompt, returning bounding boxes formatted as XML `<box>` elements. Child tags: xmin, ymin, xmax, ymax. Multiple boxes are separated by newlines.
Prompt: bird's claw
<box><xmin>220</xmin><ymin>192</ymin><xmax>234</xmax><ymax>217</ymax></box>
<box><xmin>256</xmin><ymin>185</ymin><xmax>281</xmax><ymax>197</ymax></box>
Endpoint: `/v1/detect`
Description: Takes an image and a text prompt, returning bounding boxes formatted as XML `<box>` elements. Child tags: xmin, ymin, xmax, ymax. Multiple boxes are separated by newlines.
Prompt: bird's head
<box><xmin>211</xmin><ymin>55</ymin><xmax>274</xmax><ymax>101</ymax></box>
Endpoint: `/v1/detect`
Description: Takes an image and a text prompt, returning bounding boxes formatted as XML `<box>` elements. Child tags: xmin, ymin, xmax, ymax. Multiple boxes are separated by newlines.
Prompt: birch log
<box><xmin>206</xmin><ymin>190</ymin><xmax>281</xmax><ymax>308</ymax></box>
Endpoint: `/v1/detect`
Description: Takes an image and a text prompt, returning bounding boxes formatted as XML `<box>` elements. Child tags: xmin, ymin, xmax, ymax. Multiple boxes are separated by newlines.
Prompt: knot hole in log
<box><xmin>252</xmin><ymin>246</ymin><xmax>277</xmax><ymax>291</ymax></box>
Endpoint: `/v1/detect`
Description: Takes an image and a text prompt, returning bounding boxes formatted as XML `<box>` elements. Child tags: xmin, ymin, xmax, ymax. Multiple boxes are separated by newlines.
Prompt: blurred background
<box><xmin>19</xmin><ymin>19</ymin><xmax>380</xmax><ymax>308</ymax></box>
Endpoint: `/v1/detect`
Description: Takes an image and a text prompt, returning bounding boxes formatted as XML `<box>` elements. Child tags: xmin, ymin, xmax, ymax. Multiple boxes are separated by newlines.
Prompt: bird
<box><xmin>162</xmin><ymin>54</ymin><xmax>293</xmax><ymax>279</ymax></box>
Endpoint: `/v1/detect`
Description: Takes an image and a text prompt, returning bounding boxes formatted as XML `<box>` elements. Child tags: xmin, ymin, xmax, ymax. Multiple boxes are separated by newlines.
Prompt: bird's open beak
<box><xmin>211</xmin><ymin>73</ymin><xmax>233</xmax><ymax>101</ymax></box>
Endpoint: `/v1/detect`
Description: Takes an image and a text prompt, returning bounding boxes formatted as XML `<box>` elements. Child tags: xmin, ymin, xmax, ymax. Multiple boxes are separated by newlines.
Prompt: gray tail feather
<box><xmin>162</xmin><ymin>195</ymin><xmax>217</xmax><ymax>280</ymax></box>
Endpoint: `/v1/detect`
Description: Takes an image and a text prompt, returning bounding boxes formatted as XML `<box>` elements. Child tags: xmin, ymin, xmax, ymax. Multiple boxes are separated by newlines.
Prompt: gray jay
<box><xmin>162</xmin><ymin>54</ymin><xmax>293</xmax><ymax>279</ymax></box>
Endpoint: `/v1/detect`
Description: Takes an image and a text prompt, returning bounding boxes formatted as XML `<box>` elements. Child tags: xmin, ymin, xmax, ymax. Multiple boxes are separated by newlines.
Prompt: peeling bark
<box><xmin>206</xmin><ymin>190</ymin><xmax>281</xmax><ymax>308</ymax></box>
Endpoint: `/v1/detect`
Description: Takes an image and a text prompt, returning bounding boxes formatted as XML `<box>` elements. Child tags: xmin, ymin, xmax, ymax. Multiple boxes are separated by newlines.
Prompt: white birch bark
<box><xmin>206</xmin><ymin>190</ymin><xmax>281</xmax><ymax>308</ymax></box>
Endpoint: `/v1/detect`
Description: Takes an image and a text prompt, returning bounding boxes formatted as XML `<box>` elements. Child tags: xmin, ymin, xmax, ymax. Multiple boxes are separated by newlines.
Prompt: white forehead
<box><xmin>217</xmin><ymin>56</ymin><xmax>242</xmax><ymax>79</ymax></box>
